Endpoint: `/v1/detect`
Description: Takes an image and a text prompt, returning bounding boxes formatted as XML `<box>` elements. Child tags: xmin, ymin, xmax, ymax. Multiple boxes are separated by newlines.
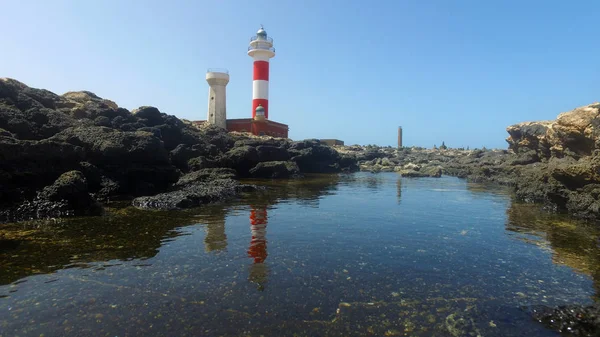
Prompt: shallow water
<box><xmin>1</xmin><ymin>173</ymin><xmax>600</xmax><ymax>336</ymax></box>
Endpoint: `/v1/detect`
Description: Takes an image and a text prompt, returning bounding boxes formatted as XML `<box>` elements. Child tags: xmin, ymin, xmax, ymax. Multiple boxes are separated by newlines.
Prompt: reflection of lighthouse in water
<box><xmin>247</xmin><ymin>205</ymin><xmax>269</xmax><ymax>290</ymax></box>
<box><xmin>204</xmin><ymin>215</ymin><xmax>227</xmax><ymax>252</ymax></box>
<box><xmin>396</xmin><ymin>178</ymin><xmax>402</xmax><ymax>204</ymax></box>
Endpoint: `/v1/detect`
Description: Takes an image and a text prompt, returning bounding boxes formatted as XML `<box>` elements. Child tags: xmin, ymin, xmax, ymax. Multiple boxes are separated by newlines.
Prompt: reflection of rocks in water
<box><xmin>245</xmin><ymin>173</ymin><xmax>341</xmax><ymax>208</ymax></box>
<box><xmin>506</xmin><ymin>202</ymin><xmax>600</xmax><ymax>300</ymax></box>
<box><xmin>365</xmin><ymin>176</ymin><xmax>383</xmax><ymax>190</ymax></box>
<box><xmin>0</xmin><ymin>239</ymin><xmax>21</xmax><ymax>253</ymax></box>
<box><xmin>466</xmin><ymin>181</ymin><xmax>512</xmax><ymax>198</ymax></box>
<box><xmin>247</xmin><ymin>205</ymin><xmax>269</xmax><ymax>290</ymax></box>
<box><xmin>204</xmin><ymin>214</ymin><xmax>227</xmax><ymax>252</ymax></box>
<box><xmin>0</xmin><ymin>205</ymin><xmax>227</xmax><ymax>286</ymax></box>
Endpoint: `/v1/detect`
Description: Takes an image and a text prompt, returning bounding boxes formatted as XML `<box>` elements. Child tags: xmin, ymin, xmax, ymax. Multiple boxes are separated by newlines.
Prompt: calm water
<box><xmin>1</xmin><ymin>173</ymin><xmax>600</xmax><ymax>336</ymax></box>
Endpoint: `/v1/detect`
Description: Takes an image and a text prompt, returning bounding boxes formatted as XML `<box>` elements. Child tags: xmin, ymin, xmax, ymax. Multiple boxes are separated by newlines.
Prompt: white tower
<box><xmin>206</xmin><ymin>69</ymin><xmax>230</xmax><ymax>129</ymax></box>
<box><xmin>248</xmin><ymin>26</ymin><xmax>275</xmax><ymax>119</ymax></box>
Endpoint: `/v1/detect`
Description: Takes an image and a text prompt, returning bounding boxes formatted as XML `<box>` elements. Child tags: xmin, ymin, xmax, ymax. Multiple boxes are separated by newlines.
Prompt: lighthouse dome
<box><xmin>255</xmin><ymin>104</ymin><xmax>265</xmax><ymax>116</ymax></box>
<box><xmin>256</xmin><ymin>27</ymin><xmax>267</xmax><ymax>39</ymax></box>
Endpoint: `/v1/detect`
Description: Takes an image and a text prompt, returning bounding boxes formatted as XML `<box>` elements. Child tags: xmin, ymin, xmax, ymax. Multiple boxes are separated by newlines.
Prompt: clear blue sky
<box><xmin>2</xmin><ymin>0</ymin><xmax>599</xmax><ymax>148</ymax></box>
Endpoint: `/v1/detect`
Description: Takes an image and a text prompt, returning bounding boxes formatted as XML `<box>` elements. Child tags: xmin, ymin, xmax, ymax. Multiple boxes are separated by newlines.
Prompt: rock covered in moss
<box><xmin>132</xmin><ymin>168</ymin><xmax>251</xmax><ymax>211</ymax></box>
<box><xmin>250</xmin><ymin>161</ymin><xmax>301</xmax><ymax>178</ymax></box>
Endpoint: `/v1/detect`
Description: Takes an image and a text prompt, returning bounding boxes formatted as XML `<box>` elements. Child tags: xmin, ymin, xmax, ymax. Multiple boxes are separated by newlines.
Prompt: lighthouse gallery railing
<box><xmin>249</xmin><ymin>36</ymin><xmax>274</xmax><ymax>43</ymax></box>
<box><xmin>248</xmin><ymin>46</ymin><xmax>276</xmax><ymax>52</ymax></box>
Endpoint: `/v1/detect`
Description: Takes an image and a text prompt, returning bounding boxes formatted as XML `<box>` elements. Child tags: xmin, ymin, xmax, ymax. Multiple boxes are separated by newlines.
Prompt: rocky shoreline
<box><xmin>2</xmin><ymin>78</ymin><xmax>600</xmax><ymax>223</ymax></box>
<box><xmin>0</xmin><ymin>78</ymin><xmax>357</xmax><ymax>222</ymax></box>
<box><xmin>336</xmin><ymin>102</ymin><xmax>600</xmax><ymax>222</ymax></box>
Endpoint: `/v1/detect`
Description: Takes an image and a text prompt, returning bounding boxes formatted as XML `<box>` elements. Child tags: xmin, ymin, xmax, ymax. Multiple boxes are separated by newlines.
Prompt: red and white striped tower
<box><xmin>248</xmin><ymin>26</ymin><xmax>275</xmax><ymax>119</ymax></box>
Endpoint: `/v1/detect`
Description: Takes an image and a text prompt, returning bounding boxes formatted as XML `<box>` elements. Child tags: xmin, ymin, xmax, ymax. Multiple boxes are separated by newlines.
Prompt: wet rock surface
<box><xmin>0</xmin><ymin>170</ymin><xmax>102</xmax><ymax>222</ymax></box>
<box><xmin>528</xmin><ymin>303</ymin><xmax>600</xmax><ymax>336</ymax></box>
<box><xmin>132</xmin><ymin>168</ymin><xmax>255</xmax><ymax>210</ymax></box>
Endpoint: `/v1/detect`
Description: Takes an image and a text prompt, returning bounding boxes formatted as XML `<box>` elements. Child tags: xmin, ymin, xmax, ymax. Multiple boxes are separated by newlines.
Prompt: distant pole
<box><xmin>397</xmin><ymin>126</ymin><xmax>403</xmax><ymax>148</ymax></box>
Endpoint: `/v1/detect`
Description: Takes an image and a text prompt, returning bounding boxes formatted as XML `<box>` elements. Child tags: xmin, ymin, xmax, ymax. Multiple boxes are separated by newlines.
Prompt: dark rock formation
<box><xmin>51</xmin><ymin>126</ymin><xmax>170</xmax><ymax>164</ymax></box>
<box><xmin>249</xmin><ymin>161</ymin><xmax>301</xmax><ymax>178</ymax></box>
<box><xmin>0</xmin><ymin>170</ymin><xmax>102</xmax><ymax>223</ymax></box>
<box><xmin>37</xmin><ymin>171</ymin><xmax>101</xmax><ymax>213</ymax></box>
<box><xmin>132</xmin><ymin>168</ymin><xmax>249</xmax><ymax>210</ymax></box>
<box><xmin>170</xmin><ymin>143</ymin><xmax>208</xmax><ymax>171</ymax></box>
<box><xmin>0</xmin><ymin>134</ymin><xmax>85</xmax><ymax>201</ymax></box>
<box><xmin>0</xmin><ymin>78</ymin><xmax>358</xmax><ymax>222</ymax></box>
<box><xmin>132</xmin><ymin>179</ymin><xmax>243</xmax><ymax>210</ymax></box>
<box><xmin>132</xmin><ymin>106</ymin><xmax>163</xmax><ymax>126</ymax></box>
<box><xmin>174</xmin><ymin>168</ymin><xmax>238</xmax><ymax>187</ymax></box>
<box><xmin>221</xmin><ymin>145</ymin><xmax>260</xmax><ymax>176</ymax></box>
<box><xmin>188</xmin><ymin>156</ymin><xmax>218</xmax><ymax>171</ymax></box>
<box><xmin>503</xmin><ymin>103</ymin><xmax>600</xmax><ymax>218</ymax></box>
<box><xmin>289</xmin><ymin>139</ymin><xmax>347</xmax><ymax>173</ymax></box>
<box><xmin>256</xmin><ymin>145</ymin><xmax>290</xmax><ymax>162</ymax></box>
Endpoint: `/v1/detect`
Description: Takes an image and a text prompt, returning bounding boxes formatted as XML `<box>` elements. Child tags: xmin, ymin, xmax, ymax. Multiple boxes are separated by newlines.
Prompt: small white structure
<box><xmin>205</xmin><ymin>69</ymin><xmax>230</xmax><ymax>129</ymax></box>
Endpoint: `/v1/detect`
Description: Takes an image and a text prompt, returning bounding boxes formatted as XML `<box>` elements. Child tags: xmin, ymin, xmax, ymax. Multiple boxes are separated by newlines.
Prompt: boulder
<box><xmin>421</xmin><ymin>165</ymin><xmax>443</xmax><ymax>178</ymax></box>
<box><xmin>137</xmin><ymin>126</ymin><xmax>162</xmax><ymax>138</ymax></box>
<box><xmin>403</xmin><ymin>162</ymin><xmax>421</xmax><ymax>171</ymax></box>
<box><xmin>256</xmin><ymin>145</ymin><xmax>289</xmax><ymax>162</ymax></box>
<box><xmin>174</xmin><ymin>168</ymin><xmax>237</xmax><ymax>187</ymax></box>
<box><xmin>249</xmin><ymin>161</ymin><xmax>300</xmax><ymax>178</ymax></box>
<box><xmin>506</xmin><ymin>103</ymin><xmax>600</xmax><ymax>159</ymax></box>
<box><xmin>132</xmin><ymin>168</ymin><xmax>249</xmax><ymax>211</ymax></box>
<box><xmin>132</xmin><ymin>106</ymin><xmax>163</xmax><ymax>126</ymax></box>
<box><xmin>77</xmin><ymin>161</ymin><xmax>120</xmax><ymax>200</ymax></box>
<box><xmin>397</xmin><ymin>169</ymin><xmax>429</xmax><ymax>177</ymax></box>
<box><xmin>339</xmin><ymin>154</ymin><xmax>360</xmax><ymax>172</ymax></box>
<box><xmin>38</xmin><ymin>170</ymin><xmax>101</xmax><ymax>214</ymax></box>
<box><xmin>132</xmin><ymin>179</ymin><xmax>243</xmax><ymax>210</ymax></box>
<box><xmin>289</xmin><ymin>141</ymin><xmax>346</xmax><ymax>173</ymax></box>
<box><xmin>221</xmin><ymin>145</ymin><xmax>260</xmax><ymax>176</ymax></box>
<box><xmin>394</xmin><ymin>165</ymin><xmax>442</xmax><ymax>178</ymax></box>
<box><xmin>61</xmin><ymin>91</ymin><xmax>127</xmax><ymax>121</ymax></box>
<box><xmin>376</xmin><ymin>157</ymin><xmax>393</xmax><ymax>166</ymax></box>
<box><xmin>169</xmin><ymin>143</ymin><xmax>208</xmax><ymax>171</ymax></box>
<box><xmin>0</xmin><ymin>136</ymin><xmax>85</xmax><ymax>200</ymax></box>
<box><xmin>155</xmin><ymin>123</ymin><xmax>199</xmax><ymax>151</ymax></box>
<box><xmin>188</xmin><ymin>156</ymin><xmax>217</xmax><ymax>171</ymax></box>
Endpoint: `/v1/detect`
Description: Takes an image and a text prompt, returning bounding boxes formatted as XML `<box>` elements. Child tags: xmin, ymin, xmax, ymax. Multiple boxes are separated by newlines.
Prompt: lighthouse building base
<box><xmin>193</xmin><ymin>118</ymin><xmax>289</xmax><ymax>138</ymax></box>
<box><xmin>226</xmin><ymin>119</ymin><xmax>288</xmax><ymax>138</ymax></box>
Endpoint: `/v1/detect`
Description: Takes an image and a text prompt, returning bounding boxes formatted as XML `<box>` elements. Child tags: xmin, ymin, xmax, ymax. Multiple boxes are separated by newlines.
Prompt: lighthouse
<box><xmin>205</xmin><ymin>69</ymin><xmax>229</xmax><ymax>129</ymax></box>
<box><xmin>248</xmin><ymin>26</ymin><xmax>275</xmax><ymax>119</ymax></box>
<box><xmin>196</xmin><ymin>26</ymin><xmax>288</xmax><ymax>138</ymax></box>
